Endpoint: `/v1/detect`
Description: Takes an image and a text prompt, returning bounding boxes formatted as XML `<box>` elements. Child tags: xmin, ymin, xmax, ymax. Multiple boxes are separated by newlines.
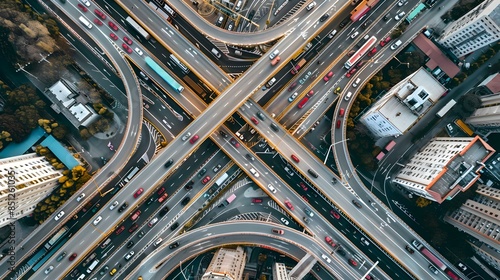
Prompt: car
<box><xmin>138</xmin><ymin>230</ymin><xmax>145</xmax><ymax>238</ymax></box>
<box><xmin>395</xmin><ymin>11</ymin><xmax>406</xmax><ymax>21</ymax></box>
<box><xmin>77</xmin><ymin>3</ymin><xmax>88</xmax><ymax>12</ymax></box>
<box><xmin>134</xmin><ymin>188</ymin><xmax>144</xmax><ymax>198</ymax></box>
<box><xmin>280</xmin><ymin>217</ymin><xmax>289</xmax><ymax>225</ymax></box>
<box><xmin>182</xmin><ymin>132</ymin><xmax>192</xmax><ymax>141</ymax></box>
<box><xmin>447</xmin><ymin>124</ymin><xmax>454</xmax><ymax>132</ymax></box>
<box><xmin>412</xmin><ymin>240</ymin><xmax>423</xmax><ymax>250</ymax></box>
<box><xmin>108</xmin><ymin>21</ymin><xmax>119</xmax><ymax>31</ymax></box>
<box><xmin>94</xmin><ymin>9</ymin><xmax>106</xmax><ymax>20</ymax></box>
<box><xmin>269</xmin><ymin>49</ymin><xmax>280</xmax><ymax>60</ymax></box>
<box><xmin>306</xmin><ymin>90</ymin><xmax>314</xmax><ymax>97</ymax></box>
<box><xmin>202</xmin><ymin>176</ymin><xmax>211</xmax><ymax>184</ymax></box>
<box><xmin>76</xmin><ymin>193</ymin><xmax>85</xmax><ymax>202</ymax></box>
<box><xmin>181</xmin><ymin>197</ymin><xmax>191</xmax><ymax>205</ymax></box>
<box><xmin>93</xmin><ymin>216</ymin><xmax>102</xmax><ymax>225</ymax></box>
<box><xmin>306</xmin><ymin>1</ymin><xmax>316</xmax><ymax>10</ymax></box>
<box><xmin>271</xmin><ymin>56</ymin><xmax>281</xmax><ymax>66</ymax></box>
<box><xmin>368</xmin><ymin>47</ymin><xmax>377</xmax><ymax>57</ymax></box>
<box><xmin>299</xmin><ymin>182</ymin><xmax>308</xmax><ymax>191</ymax></box>
<box><xmin>429</xmin><ymin>265</ymin><xmax>438</xmax><ymax>274</ymax></box>
<box><xmin>319</xmin><ymin>13</ymin><xmax>329</xmax><ymax>22</ymax></box>
<box><xmin>219</xmin><ymin>130</ymin><xmax>228</xmax><ymax>138</ymax></box>
<box><xmin>458</xmin><ymin>262</ymin><xmax>468</xmax><ymax>272</ymax></box>
<box><xmin>148</xmin><ymin>217</ymin><xmax>159</xmax><ymax>227</ymax></box>
<box><xmin>99</xmin><ymin>265</ymin><xmax>109</xmax><ymax>275</ymax></box>
<box><xmin>108</xmin><ymin>201</ymin><xmax>119</xmax><ymax>211</ymax></box>
<box><xmin>330</xmin><ymin>210</ymin><xmax>340</xmax><ymax>219</ymax></box>
<box><xmin>325</xmin><ymin>236</ymin><xmax>335</xmax><ymax>246</ymax></box>
<box><xmin>124</xmin><ymin>251</ymin><xmax>135</xmax><ymax>261</ymax></box>
<box><xmin>302</xmin><ymin>195</ymin><xmax>309</xmax><ymax>202</ymax></box>
<box><xmin>109</xmin><ymin>268</ymin><xmax>117</xmax><ymax>275</ymax></box>
<box><xmin>288</xmin><ymin>92</ymin><xmax>299</xmax><ymax>102</ymax></box>
<box><xmin>128</xmin><ymin>223</ymin><xmax>139</xmax><ymax>233</ymax></box>
<box><xmin>213</xmin><ymin>164</ymin><xmax>222</xmax><ymax>173</ymax></box>
<box><xmin>198</xmin><ymin>168</ymin><xmax>207</xmax><ymax>177</ymax></box>
<box><xmin>169</xmin><ymin>242</ymin><xmax>180</xmax><ymax>249</ymax></box>
<box><xmin>185</xmin><ymin>180</ymin><xmax>194</xmax><ymax>190</ymax></box>
<box><xmin>348</xmin><ymin>259</ymin><xmax>357</xmax><ymax>266</ymax></box>
<box><xmin>291</xmin><ymin>154</ymin><xmax>300</xmax><ymax>163</ymax></box>
<box><xmin>328</xmin><ymin>29</ymin><xmax>337</xmax><ymax>38</ymax></box>
<box><xmin>391</xmin><ymin>40</ymin><xmax>402</xmax><ymax>50</ymax></box>
<box><xmin>323</xmin><ymin>71</ymin><xmax>334</xmax><ymax>81</ymax></box>
<box><xmin>346</xmin><ymin>68</ymin><xmax>357</xmax><ymax>78</ymax></box>
<box><xmin>245</xmin><ymin>153</ymin><xmax>255</xmax><ymax>161</ymax></box>
<box><xmin>352</xmin><ymin>200</ymin><xmax>362</xmax><ymax>208</ymax></box>
<box><xmin>398</xmin><ymin>0</ymin><xmax>407</xmax><ymax>6</ymax></box>
<box><xmin>272</xmin><ymin>229</ymin><xmax>284</xmax><ymax>235</ymax></box>
<box><xmin>81</xmin><ymin>0</ymin><xmax>90</xmax><ymax>6</ymax></box>
<box><xmin>361</xmin><ymin>237</ymin><xmax>370</xmax><ymax>246</ymax></box>
<box><xmin>93</xmin><ymin>18</ymin><xmax>103</xmax><ymax>26</ymax></box>
<box><xmin>226</xmin><ymin>21</ymin><xmax>234</xmax><ymax>31</ymax></box>
<box><xmin>159</xmin><ymin>206</ymin><xmax>169</xmax><ymax>217</ymax></box>
<box><xmin>44</xmin><ymin>265</ymin><xmax>54</xmax><ymax>274</ymax></box>
<box><xmin>335</xmin><ymin>86</ymin><xmax>342</xmax><ymax>94</ymax></box>
<box><xmin>350</xmin><ymin>31</ymin><xmax>359</xmax><ymax>39</ymax></box>
<box><xmin>251</xmin><ymin>117</ymin><xmax>259</xmax><ymax>125</ymax></box>
<box><xmin>284</xmin><ymin>200</ymin><xmax>294</xmax><ymax>210</ymax></box>
<box><xmin>380</xmin><ymin>36</ymin><xmax>391</xmax><ymax>47</ymax></box>
<box><xmin>339</xmin><ymin>108</ymin><xmax>345</xmax><ymax>117</ymax></box>
<box><xmin>303</xmin><ymin>217</ymin><xmax>311</xmax><ymax>223</ymax></box>
<box><xmin>170</xmin><ymin>222</ymin><xmax>179</xmax><ymax>230</ymax></box>
<box><xmin>69</xmin><ymin>253</ymin><xmax>77</xmax><ymax>261</ymax></box>
<box><xmin>57</xmin><ymin>251</ymin><xmax>67</xmax><ymax>262</ymax></box>
<box><xmin>321</xmin><ymin>254</ymin><xmax>331</xmax><ymax>263</ymax></box>
<box><xmin>304</xmin><ymin>207</ymin><xmax>314</xmax><ymax>217</ymax></box>
<box><xmin>268</xmin><ymin>184</ymin><xmax>277</xmax><ymax>193</ymax></box>
<box><xmin>115</xmin><ymin>225</ymin><xmax>125</xmax><ymax>235</ymax></box>
<box><xmin>123</xmin><ymin>36</ymin><xmax>133</xmax><ymax>45</ymax></box>
<box><xmin>54</xmin><ymin>211</ymin><xmax>65</xmax><ymax>221</ymax></box>
<box><xmin>336</xmin><ymin>120</ymin><xmax>341</xmax><ymax>129</ymax></box>
<box><xmin>252</xmin><ymin>198</ymin><xmax>263</xmax><ymax>203</ymax></box>
<box><xmin>230</xmin><ymin>138</ymin><xmax>240</xmax><ymax>148</ymax></box>
<box><xmin>249</xmin><ymin>168</ymin><xmax>260</xmax><ymax>177</ymax></box>
<box><xmin>288</xmin><ymin>82</ymin><xmax>297</xmax><ymax>91</ymax></box>
<box><xmin>337</xmin><ymin>249</ymin><xmax>346</xmax><ymax>256</ymax></box>
<box><xmin>405</xmin><ymin>245</ymin><xmax>415</xmax><ymax>254</ymax></box>
<box><xmin>110</xmin><ymin>33</ymin><xmax>118</xmax><ymax>41</ymax></box>
<box><xmin>118</xmin><ymin>202</ymin><xmax>128</xmax><ymax>212</ymax></box>
<box><xmin>154</xmin><ymin>238</ymin><xmax>163</xmax><ymax>246</ymax></box>
<box><xmin>255</xmin><ymin>111</ymin><xmax>265</xmax><ymax>120</ymax></box>
<box><xmin>362</xmin><ymin>20</ymin><xmax>373</xmax><ymax>28</ymax></box>
<box><xmin>122</xmin><ymin>43</ymin><xmax>132</xmax><ymax>54</ymax></box>
<box><xmin>189</xmin><ymin>134</ymin><xmax>199</xmax><ymax>144</ymax></box>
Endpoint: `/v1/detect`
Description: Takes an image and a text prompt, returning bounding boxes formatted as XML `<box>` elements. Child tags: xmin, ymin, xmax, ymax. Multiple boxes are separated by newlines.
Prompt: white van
<box><xmin>86</xmin><ymin>260</ymin><xmax>99</xmax><ymax>273</ymax></box>
<box><xmin>78</xmin><ymin>16</ymin><xmax>92</xmax><ymax>29</ymax></box>
<box><xmin>267</xmin><ymin>77</ymin><xmax>276</xmax><ymax>87</ymax></box>
<box><xmin>211</xmin><ymin>48</ymin><xmax>221</xmax><ymax>59</ymax></box>
<box><xmin>235</xmin><ymin>0</ymin><xmax>242</xmax><ymax>11</ymax></box>
<box><xmin>390</xmin><ymin>40</ymin><xmax>402</xmax><ymax>50</ymax></box>
<box><xmin>345</xmin><ymin>92</ymin><xmax>353</xmax><ymax>101</ymax></box>
<box><xmin>352</xmin><ymin>78</ymin><xmax>361</xmax><ymax>87</ymax></box>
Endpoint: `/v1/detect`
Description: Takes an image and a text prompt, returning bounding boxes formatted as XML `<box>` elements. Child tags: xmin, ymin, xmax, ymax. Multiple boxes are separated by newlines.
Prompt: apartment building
<box><xmin>201</xmin><ymin>246</ymin><xmax>246</xmax><ymax>280</ymax></box>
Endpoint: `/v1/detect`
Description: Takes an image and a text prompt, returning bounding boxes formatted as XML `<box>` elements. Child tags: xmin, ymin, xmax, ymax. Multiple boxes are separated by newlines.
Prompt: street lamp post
<box><xmin>393</xmin><ymin>56</ymin><xmax>409</xmax><ymax>68</ymax></box>
<box><xmin>324</xmin><ymin>138</ymin><xmax>350</xmax><ymax>164</ymax></box>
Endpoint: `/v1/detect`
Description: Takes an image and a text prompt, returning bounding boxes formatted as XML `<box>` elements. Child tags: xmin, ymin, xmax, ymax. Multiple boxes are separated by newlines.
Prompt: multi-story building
<box><xmin>393</xmin><ymin>136</ymin><xmax>495</xmax><ymax>203</ymax></box>
<box><xmin>272</xmin><ymin>263</ymin><xmax>291</xmax><ymax>280</ymax></box>
<box><xmin>0</xmin><ymin>153</ymin><xmax>63</xmax><ymax>227</ymax></box>
<box><xmin>466</xmin><ymin>74</ymin><xmax>500</xmax><ymax>132</ymax></box>
<box><xmin>359</xmin><ymin>67</ymin><xmax>446</xmax><ymax>138</ymax></box>
<box><xmin>201</xmin><ymin>246</ymin><xmax>246</xmax><ymax>280</ymax></box>
<box><xmin>438</xmin><ymin>0</ymin><xmax>500</xmax><ymax>58</ymax></box>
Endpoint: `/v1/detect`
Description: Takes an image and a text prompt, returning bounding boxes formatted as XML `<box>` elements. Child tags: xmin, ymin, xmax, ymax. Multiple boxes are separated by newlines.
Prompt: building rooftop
<box><xmin>0</xmin><ymin>126</ymin><xmax>46</xmax><ymax>158</ymax></box>
<box><xmin>413</xmin><ymin>34</ymin><xmax>460</xmax><ymax>78</ymax></box>
<box><xmin>479</xmin><ymin>73</ymin><xmax>500</xmax><ymax>94</ymax></box>
<box><xmin>40</xmin><ymin>135</ymin><xmax>79</xmax><ymax>169</ymax></box>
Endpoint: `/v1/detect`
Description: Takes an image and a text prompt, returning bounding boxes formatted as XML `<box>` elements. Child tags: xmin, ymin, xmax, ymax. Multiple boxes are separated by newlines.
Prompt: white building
<box><xmin>438</xmin><ymin>0</ymin><xmax>500</xmax><ymax>58</ymax></box>
<box><xmin>359</xmin><ymin>68</ymin><xmax>446</xmax><ymax>138</ymax></box>
<box><xmin>466</xmin><ymin>74</ymin><xmax>500</xmax><ymax>130</ymax></box>
<box><xmin>0</xmin><ymin>153</ymin><xmax>62</xmax><ymax>227</ymax></box>
<box><xmin>201</xmin><ymin>246</ymin><xmax>246</xmax><ymax>280</ymax></box>
<box><xmin>393</xmin><ymin>136</ymin><xmax>495</xmax><ymax>203</ymax></box>
<box><xmin>272</xmin><ymin>263</ymin><xmax>291</xmax><ymax>280</ymax></box>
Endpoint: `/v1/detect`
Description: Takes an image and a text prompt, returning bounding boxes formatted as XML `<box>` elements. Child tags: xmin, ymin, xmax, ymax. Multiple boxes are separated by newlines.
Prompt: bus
<box><xmin>169</xmin><ymin>54</ymin><xmax>190</xmax><ymax>74</ymax></box>
<box><xmin>126</xmin><ymin>16</ymin><xmax>151</xmax><ymax>40</ymax></box>
<box><xmin>27</xmin><ymin>249</ymin><xmax>47</xmax><ymax>267</ymax></box>
<box><xmin>350</xmin><ymin>0</ymin><xmax>380</xmax><ymax>22</ymax></box>
<box><xmin>420</xmin><ymin>247</ymin><xmax>447</xmax><ymax>271</ymax></box>
<box><xmin>124</xmin><ymin>167</ymin><xmax>140</xmax><ymax>183</ymax></box>
<box><xmin>44</xmin><ymin>226</ymin><xmax>69</xmax><ymax>250</ymax></box>
<box><xmin>454</xmin><ymin>119</ymin><xmax>474</xmax><ymax>136</ymax></box>
<box><xmin>145</xmin><ymin>56</ymin><xmax>184</xmax><ymax>93</ymax></box>
<box><xmin>345</xmin><ymin>36</ymin><xmax>377</xmax><ymax>69</ymax></box>
<box><xmin>436</xmin><ymin>99</ymin><xmax>456</xmax><ymax>118</ymax></box>
<box><xmin>215</xmin><ymin>172</ymin><xmax>229</xmax><ymax>186</ymax></box>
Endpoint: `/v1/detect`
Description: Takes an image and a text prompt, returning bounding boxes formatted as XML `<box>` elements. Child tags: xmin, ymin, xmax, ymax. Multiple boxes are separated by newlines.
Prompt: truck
<box><xmin>222</xmin><ymin>194</ymin><xmax>236</xmax><ymax>206</ymax></box>
<box><xmin>78</xmin><ymin>16</ymin><xmax>92</xmax><ymax>29</ymax></box>
<box><xmin>44</xmin><ymin>226</ymin><xmax>69</xmax><ymax>250</ymax></box>
<box><xmin>436</xmin><ymin>99</ymin><xmax>456</xmax><ymax>118</ymax></box>
<box><xmin>384</xmin><ymin>140</ymin><xmax>396</xmax><ymax>152</ymax></box>
<box><xmin>291</xmin><ymin>58</ymin><xmax>307</xmax><ymax>75</ymax></box>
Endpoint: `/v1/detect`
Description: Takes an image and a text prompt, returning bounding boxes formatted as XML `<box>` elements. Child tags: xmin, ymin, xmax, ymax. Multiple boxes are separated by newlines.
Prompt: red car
<box><xmin>306</xmin><ymin>90</ymin><xmax>314</xmax><ymax>97</ymax></box>
<box><xmin>302</xmin><ymin>195</ymin><xmax>308</xmax><ymax>202</ymax></box>
<box><xmin>368</xmin><ymin>47</ymin><xmax>377</xmax><ymax>57</ymax></box>
<box><xmin>252</xmin><ymin>198</ymin><xmax>263</xmax><ymax>203</ymax></box>
<box><xmin>339</xmin><ymin>108</ymin><xmax>345</xmax><ymax>117</ymax></box>
<box><xmin>109</xmin><ymin>21</ymin><xmax>119</xmax><ymax>31</ymax></box>
<box><xmin>323</xmin><ymin>71</ymin><xmax>334</xmax><ymax>82</ymax></box>
<box><xmin>284</xmin><ymin>200</ymin><xmax>294</xmax><ymax>210</ymax></box>
<box><xmin>230</xmin><ymin>138</ymin><xmax>240</xmax><ymax>148</ymax></box>
<box><xmin>110</xmin><ymin>33</ymin><xmax>118</xmax><ymax>41</ymax></box>
<box><xmin>123</xmin><ymin>36</ymin><xmax>133</xmax><ymax>45</ymax></box>
<box><xmin>128</xmin><ymin>223</ymin><xmax>139</xmax><ymax>233</ymax></box>
<box><xmin>348</xmin><ymin>259</ymin><xmax>358</xmax><ymax>267</ymax></box>
<box><xmin>346</xmin><ymin>68</ymin><xmax>357</xmax><ymax>78</ymax></box>
<box><xmin>122</xmin><ymin>43</ymin><xmax>132</xmax><ymax>54</ymax></box>
<box><xmin>77</xmin><ymin>3</ymin><xmax>88</xmax><ymax>12</ymax></box>
<box><xmin>380</xmin><ymin>36</ymin><xmax>391</xmax><ymax>47</ymax></box>
<box><xmin>115</xmin><ymin>225</ymin><xmax>125</xmax><ymax>235</ymax></box>
<box><xmin>69</xmin><ymin>253</ymin><xmax>77</xmax><ymax>261</ymax></box>
<box><xmin>299</xmin><ymin>182</ymin><xmax>308</xmax><ymax>191</ymax></box>
<box><xmin>157</xmin><ymin>187</ymin><xmax>165</xmax><ymax>196</ymax></box>
<box><xmin>202</xmin><ymin>176</ymin><xmax>211</xmax><ymax>184</ymax></box>
<box><xmin>251</xmin><ymin>117</ymin><xmax>259</xmax><ymax>125</ymax></box>
<box><xmin>189</xmin><ymin>134</ymin><xmax>199</xmax><ymax>144</ymax></box>
<box><xmin>330</xmin><ymin>210</ymin><xmax>340</xmax><ymax>219</ymax></box>
<box><xmin>291</xmin><ymin>154</ymin><xmax>300</xmax><ymax>163</ymax></box>
<box><xmin>134</xmin><ymin>188</ymin><xmax>144</xmax><ymax>198</ymax></box>
<box><xmin>336</xmin><ymin>120</ymin><xmax>341</xmax><ymax>129</ymax></box>
<box><xmin>288</xmin><ymin>82</ymin><xmax>297</xmax><ymax>91</ymax></box>
<box><xmin>325</xmin><ymin>236</ymin><xmax>336</xmax><ymax>246</ymax></box>
<box><xmin>94</xmin><ymin>9</ymin><xmax>106</xmax><ymax>20</ymax></box>
<box><xmin>93</xmin><ymin>18</ymin><xmax>103</xmax><ymax>26</ymax></box>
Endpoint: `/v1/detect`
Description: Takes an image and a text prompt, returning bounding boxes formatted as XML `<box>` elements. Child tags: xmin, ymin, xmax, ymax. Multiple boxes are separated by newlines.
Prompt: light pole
<box><xmin>324</xmin><ymin>138</ymin><xmax>350</xmax><ymax>164</ymax></box>
<box><xmin>393</xmin><ymin>56</ymin><xmax>409</xmax><ymax>68</ymax></box>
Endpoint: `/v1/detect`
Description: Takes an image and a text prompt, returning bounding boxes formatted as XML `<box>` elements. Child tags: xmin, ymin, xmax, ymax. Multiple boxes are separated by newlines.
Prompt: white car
<box><xmin>148</xmin><ymin>217</ymin><xmax>158</xmax><ymax>227</ymax></box>
<box><xmin>269</xmin><ymin>49</ymin><xmax>280</xmax><ymax>60</ymax></box>
<box><xmin>109</xmin><ymin>201</ymin><xmax>119</xmax><ymax>210</ymax></box>
<box><xmin>398</xmin><ymin>0</ymin><xmax>407</xmax><ymax>6</ymax></box>
<box><xmin>361</xmin><ymin>237</ymin><xmax>370</xmax><ymax>246</ymax></box>
<box><xmin>268</xmin><ymin>184</ymin><xmax>277</xmax><ymax>193</ymax></box>
<box><xmin>249</xmin><ymin>168</ymin><xmax>260</xmax><ymax>177</ymax></box>
<box><xmin>93</xmin><ymin>216</ymin><xmax>102</xmax><ymax>225</ymax></box>
<box><xmin>54</xmin><ymin>211</ymin><xmax>65</xmax><ymax>221</ymax></box>
<box><xmin>321</xmin><ymin>254</ymin><xmax>331</xmax><ymax>263</ymax></box>
<box><xmin>134</xmin><ymin>48</ymin><xmax>143</xmax><ymax>56</ymax></box>
<box><xmin>76</xmin><ymin>193</ymin><xmax>85</xmax><ymax>202</ymax></box>
<box><xmin>124</xmin><ymin>251</ymin><xmax>135</xmax><ymax>261</ymax></box>
<box><xmin>447</xmin><ymin>124</ymin><xmax>454</xmax><ymax>132</ymax></box>
<box><xmin>350</xmin><ymin>31</ymin><xmax>359</xmax><ymax>39</ymax></box>
<box><xmin>395</xmin><ymin>11</ymin><xmax>406</xmax><ymax>20</ymax></box>
<box><xmin>44</xmin><ymin>265</ymin><xmax>54</xmax><ymax>274</ymax></box>
<box><xmin>280</xmin><ymin>217</ymin><xmax>289</xmax><ymax>225</ymax></box>
<box><xmin>81</xmin><ymin>0</ymin><xmax>90</xmax><ymax>7</ymax></box>
<box><xmin>181</xmin><ymin>132</ymin><xmax>191</xmax><ymax>141</ymax></box>
<box><xmin>288</xmin><ymin>92</ymin><xmax>298</xmax><ymax>102</ymax></box>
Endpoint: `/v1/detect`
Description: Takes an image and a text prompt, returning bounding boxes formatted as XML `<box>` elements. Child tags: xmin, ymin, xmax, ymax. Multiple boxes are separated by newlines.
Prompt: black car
<box><xmin>336</xmin><ymin>249</ymin><xmax>346</xmax><ymax>256</ymax></box>
<box><xmin>169</xmin><ymin>242</ymin><xmax>179</xmax><ymax>249</ymax></box>
<box><xmin>185</xmin><ymin>180</ymin><xmax>194</xmax><ymax>190</ymax></box>
<box><xmin>164</xmin><ymin>159</ymin><xmax>174</xmax><ymax>168</ymax></box>
<box><xmin>171</xmin><ymin>222</ymin><xmax>179</xmax><ymax>230</ymax></box>
<box><xmin>198</xmin><ymin>168</ymin><xmax>207</xmax><ymax>177</ymax></box>
<box><xmin>181</xmin><ymin>197</ymin><xmax>191</xmax><ymax>206</ymax></box>
<box><xmin>219</xmin><ymin>130</ymin><xmax>228</xmax><ymax>138</ymax></box>
<box><xmin>405</xmin><ymin>245</ymin><xmax>415</xmax><ymax>254</ymax></box>
<box><xmin>137</xmin><ymin>230</ymin><xmax>145</xmax><ymax>238</ymax></box>
<box><xmin>339</xmin><ymin>17</ymin><xmax>349</xmax><ymax>28</ymax></box>
<box><xmin>320</xmin><ymin>13</ymin><xmax>330</xmax><ymax>22</ymax></box>
<box><xmin>159</xmin><ymin>206</ymin><xmax>169</xmax><ymax>217</ymax></box>
<box><xmin>352</xmin><ymin>200</ymin><xmax>362</xmax><ymax>208</ymax></box>
<box><xmin>256</xmin><ymin>111</ymin><xmax>265</xmax><ymax>120</ymax></box>
<box><xmin>246</xmin><ymin>154</ymin><xmax>255</xmax><ymax>161</ymax></box>
<box><xmin>118</xmin><ymin>202</ymin><xmax>128</xmax><ymax>213</ymax></box>
<box><xmin>126</xmin><ymin>241</ymin><xmax>134</xmax><ymax>248</ymax></box>
<box><xmin>146</xmin><ymin>197</ymin><xmax>155</xmax><ymax>205</ymax></box>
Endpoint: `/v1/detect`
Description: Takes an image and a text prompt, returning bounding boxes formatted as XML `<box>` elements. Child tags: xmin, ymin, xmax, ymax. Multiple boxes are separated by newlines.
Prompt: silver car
<box><xmin>181</xmin><ymin>132</ymin><xmax>191</xmax><ymax>141</ymax></box>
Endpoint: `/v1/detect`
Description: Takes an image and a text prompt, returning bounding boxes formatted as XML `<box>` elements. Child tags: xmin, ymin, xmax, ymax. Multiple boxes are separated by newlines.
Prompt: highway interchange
<box><xmin>0</xmin><ymin>0</ymin><xmax>468</xmax><ymax>279</ymax></box>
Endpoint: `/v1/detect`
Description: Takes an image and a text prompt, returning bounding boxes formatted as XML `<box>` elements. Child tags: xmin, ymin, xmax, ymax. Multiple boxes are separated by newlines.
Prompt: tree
<box><xmin>0</xmin><ymin>114</ymin><xmax>31</xmax><ymax>142</ymax></box>
<box><xmin>416</xmin><ymin>197</ymin><xmax>432</xmax><ymax>208</ymax></box>
<box><xmin>6</xmin><ymin>85</ymin><xmax>39</xmax><ymax>108</ymax></box>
